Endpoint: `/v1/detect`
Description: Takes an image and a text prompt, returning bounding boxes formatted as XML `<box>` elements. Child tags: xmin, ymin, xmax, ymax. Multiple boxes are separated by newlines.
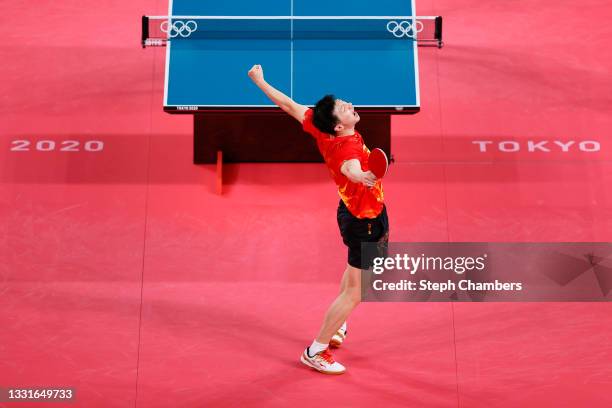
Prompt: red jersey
<box><xmin>302</xmin><ymin>108</ymin><xmax>384</xmax><ymax>219</ymax></box>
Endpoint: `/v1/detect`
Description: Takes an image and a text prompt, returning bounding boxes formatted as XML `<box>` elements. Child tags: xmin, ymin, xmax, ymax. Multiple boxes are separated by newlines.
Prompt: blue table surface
<box><xmin>165</xmin><ymin>0</ymin><xmax>419</xmax><ymax>109</ymax></box>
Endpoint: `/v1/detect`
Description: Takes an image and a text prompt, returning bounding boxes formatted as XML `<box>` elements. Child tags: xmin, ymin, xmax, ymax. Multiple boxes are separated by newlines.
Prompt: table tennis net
<box><xmin>142</xmin><ymin>16</ymin><xmax>443</xmax><ymax>48</ymax></box>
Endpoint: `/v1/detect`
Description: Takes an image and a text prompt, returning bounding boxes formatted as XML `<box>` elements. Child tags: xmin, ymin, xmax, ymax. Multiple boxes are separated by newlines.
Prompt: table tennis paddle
<box><xmin>369</xmin><ymin>148</ymin><xmax>389</xmax><ymax>179</ymax></box>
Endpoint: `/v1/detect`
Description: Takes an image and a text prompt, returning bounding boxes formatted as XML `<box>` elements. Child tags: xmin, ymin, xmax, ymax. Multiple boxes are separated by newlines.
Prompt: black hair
<box><xmin>312</xmin><ymin>94</ymin><xmax>338</xmax><ymax>135</ymax></box>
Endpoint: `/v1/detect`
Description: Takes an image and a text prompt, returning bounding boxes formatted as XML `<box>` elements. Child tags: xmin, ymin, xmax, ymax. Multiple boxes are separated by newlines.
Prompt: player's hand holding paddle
<box><xmin>360</xmin><ymin>171</ymin><xmax>378</xmax><ymax>188</ymax></box>
<box><xmin>359</xmin><ymin>148</ymin><xmax>389</xmax><ymax>188</ymax></box>
<box><xmin>341</xmin><ymin>149</ymin><xmax>388</xmax><ymax>188</ymax></box>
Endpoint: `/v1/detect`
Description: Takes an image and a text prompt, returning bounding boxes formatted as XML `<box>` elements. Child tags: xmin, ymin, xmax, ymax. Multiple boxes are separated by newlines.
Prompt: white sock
<box><xmin>340</xmin><ymin>321</ymin><xmax>347</xmax><ymax>333</ymax></box>
<box><xmin>308</xmin><ymin>340</ymin><xmax>328</xmax><ymax>357</ymax></box>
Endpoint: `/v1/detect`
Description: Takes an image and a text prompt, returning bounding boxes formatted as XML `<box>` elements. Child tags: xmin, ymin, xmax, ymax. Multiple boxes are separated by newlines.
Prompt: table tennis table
<box><xmin>142</xmin><ymin>1</ymin><xmax>442</xmax><ymax>167</ymax></box>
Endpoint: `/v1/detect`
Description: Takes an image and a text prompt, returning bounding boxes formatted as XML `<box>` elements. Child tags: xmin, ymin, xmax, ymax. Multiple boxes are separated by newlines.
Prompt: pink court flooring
<box><xmin>1</xmin><ymin>0</ymin><xmax>612</xmax><ymax>407</ymax></box>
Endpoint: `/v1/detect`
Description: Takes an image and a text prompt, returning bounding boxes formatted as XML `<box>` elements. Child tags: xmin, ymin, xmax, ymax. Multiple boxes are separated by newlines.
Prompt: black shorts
<box><xmin>337</xmin><ymin>199</ymin><xmax>389</xmax><ymax>269</ymax></box>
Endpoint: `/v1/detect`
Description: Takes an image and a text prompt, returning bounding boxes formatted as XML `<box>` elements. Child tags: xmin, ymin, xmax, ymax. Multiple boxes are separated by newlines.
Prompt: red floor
<box><xmin>1</xmin><ymin>0</ymin><xmax>611</xmax><ymax>407</ymax></box>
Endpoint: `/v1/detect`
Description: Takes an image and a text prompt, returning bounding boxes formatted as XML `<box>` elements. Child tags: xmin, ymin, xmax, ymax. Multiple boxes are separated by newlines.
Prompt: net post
<box><xmin>141</xmin><ymin>15</ymin><xmax>149</xmax><ymax>48</ymax></box>
<box><xmin>434</xmin><ymin>16</ymin><xmax>443</xmax><ymax>48</ymax></box>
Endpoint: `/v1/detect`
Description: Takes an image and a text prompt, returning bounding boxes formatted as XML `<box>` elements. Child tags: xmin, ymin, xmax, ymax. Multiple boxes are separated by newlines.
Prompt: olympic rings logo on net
<box><xmin>386</xmin><ymin>20</ymin><xmax>424</xmax><ymax>38</ymax></box>
<box><xmin>160</xmin><ymin>20</ymin><xmax>198</xmax><ymax>38</ymax></box>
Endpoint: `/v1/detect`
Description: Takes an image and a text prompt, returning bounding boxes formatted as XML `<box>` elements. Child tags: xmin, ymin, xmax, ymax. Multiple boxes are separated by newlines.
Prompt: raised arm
<box><xmin>248</xmin><ymin>65</ymin><xmax>308</xmax><ymax>123</ymax></box>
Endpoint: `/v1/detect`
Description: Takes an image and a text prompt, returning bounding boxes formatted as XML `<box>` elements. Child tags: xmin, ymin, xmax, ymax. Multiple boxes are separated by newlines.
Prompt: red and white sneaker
<box><xmin>300</xmin><ymin>347</ymin><xmax>346</xmax><ymax>375</ymax></box>
<box><xmin>329</xmin><ymin>328</ymin><xmax>347</xmax><ymax>348</ymax></box>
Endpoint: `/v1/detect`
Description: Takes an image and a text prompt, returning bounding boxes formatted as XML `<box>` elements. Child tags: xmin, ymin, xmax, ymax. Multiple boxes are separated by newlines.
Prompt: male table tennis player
<box><xmin>248</xmin><ymin>64</ymin><xmax>389</xmax><ymax>375</ymax></box>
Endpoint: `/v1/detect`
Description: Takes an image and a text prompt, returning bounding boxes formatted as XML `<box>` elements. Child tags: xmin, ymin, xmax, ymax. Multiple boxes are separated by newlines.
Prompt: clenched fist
<box><xmin>248</xmin><ymin>64</ymin><xmax>264</xmax><ymax>83</ymax></box>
